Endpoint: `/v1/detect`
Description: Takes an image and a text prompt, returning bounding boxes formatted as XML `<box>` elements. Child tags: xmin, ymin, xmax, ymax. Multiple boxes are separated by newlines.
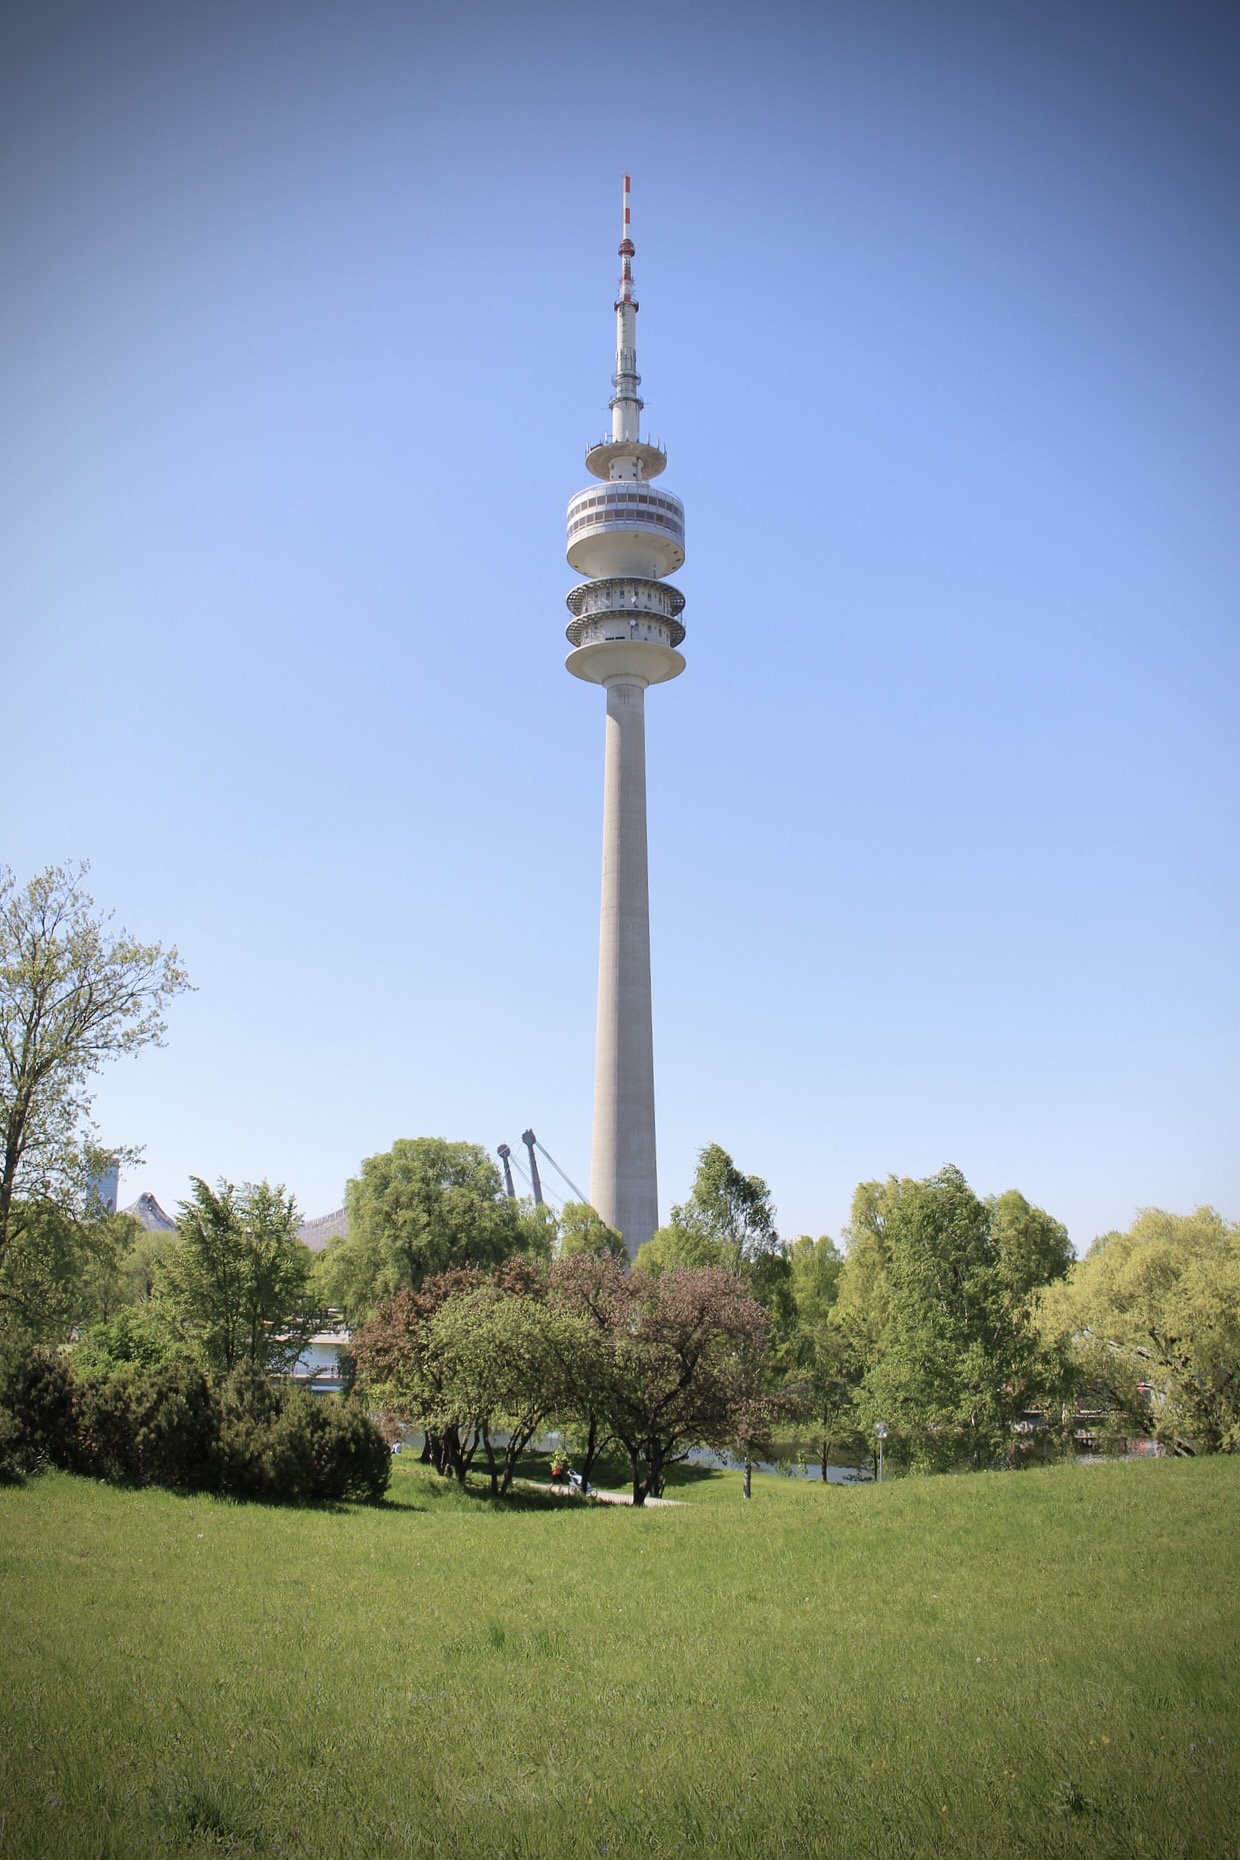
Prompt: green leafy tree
<box><xmin>1039</xmin><ymin>1206</ymin><xmax>1240</xmax><ymax>1454</ymax></box>
<box><xmin>778</xmin><ymin>1235</ymin><xmax>868</xmax><ymax>1480</ymax></box>
<box><xmin>557</xmin><ymin>1200</ymin><xmax>626</xmax><ymax>1261</ymax></box>
<box><xmin>640</xmin><ymin>1143</ymin><xmax>780</xmax><ymax>1273</ymax></box>
<box><xmin>859</xmin><ymin>1166</ymin><xmax>1070</xmax><ymax>1472</ymax></box>
<box><xmin>833</xmin><ymin>1178</ymin><xmax>905</xmax><ymax>1357</ymax></box>
<box><xmin>314</xmin><ymin>1138</ymin><xmax>537</xmax><ymax>1326</ymax></box>
<box><xmin>787</xmin><ymin>1235</ymin><xmax>844</xmax><ymax>1330</ymax></box>
<box><xmin>785</xmin><ymin>1317</ymin><xmax>869</xmax><ymax>1480</ymax></box>
<box><xmin>638</xmin><ymin>1143</ymin><xmax>793</xmax><ymax>1339</ymax></box>
<box><xmin>423</xmin><ymin>1281</ymin><xmax>586</xmax><ymax>1495</ymax></box>
<box><xmin>353</xmin><ymin>1259</ymin><xmax>565</xmax><ymax>1491</ymax></box>
<box><xmin>990</xmin><ymin>1190</ymin><xmax>1074</xmax><ymax>1300</ymax></box>
<box><xmin>157</xmin><ymin>1178</ymin><xmax>315</xmax><ymax>1374</ymax></box>
<box><xmin>72</xmin><ymin>1302</ymin><xmax>194</xmax><ymax>1376</ymax></box>
<box><xmin>0</xmin><ymin>863</ymin><xmax>188</xmax><ymax>1334</ymax></box>
<box><xmin>0</xmin><ymin>1201</ymin><xmax>133</xmax><ymax>1344</ymax></box>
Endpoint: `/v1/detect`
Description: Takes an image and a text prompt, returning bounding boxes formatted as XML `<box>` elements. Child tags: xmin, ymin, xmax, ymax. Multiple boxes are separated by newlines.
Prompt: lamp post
<box><xmin>875</xmin><ymin>1422</ymin><xmax>888</xmax><ymax>1484</ymax></box>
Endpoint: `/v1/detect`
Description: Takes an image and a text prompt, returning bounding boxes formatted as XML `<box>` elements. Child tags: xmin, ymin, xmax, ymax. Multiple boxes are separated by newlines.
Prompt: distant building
<box><xmin>89</xmin><ymin>1161</ymin><xmax>120</xmax><ymax>1214</ymax></box>
<box><xmin>297</xmin><ymin>1208</ymin><xmax>348</xmax><ymax>1253</ymax></box>
<box><xmin>122</xmin><ymin>1191</ymin><xmax>177</xmax><ymax>1232</ymax></box>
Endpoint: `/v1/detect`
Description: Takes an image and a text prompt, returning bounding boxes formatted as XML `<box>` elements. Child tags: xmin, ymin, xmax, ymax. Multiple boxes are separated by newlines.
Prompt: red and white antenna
<box><xmin>618</xmin><ymin>173</ymin><xmax>635</xmax><ymax>304</ymax></box>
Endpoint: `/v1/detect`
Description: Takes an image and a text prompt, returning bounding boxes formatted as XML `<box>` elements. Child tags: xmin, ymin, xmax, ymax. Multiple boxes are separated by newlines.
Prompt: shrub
<box><xmin>216</xmin><ymin>1368</ymin><xmax>389</xmax><ymax>1504</ymax></box>
<box><xmin>0</xmin><ymin>1344</ymin><xmax>78</xmax><ymax>1479</ymax></box>
<box><xmin>305</xmin><ymin>1398</ymin><xmax>391</xmax><ymax>1503</ymax></box>
<box><xmin>0</xmin><ymin>1346</ymin><xmax>388</xmax><ymax>1503</ymax></box>
<box><xmin>73</xmin><ymin>1362</ymin><xmax>219</xmax><ymax>1488</ymax></box>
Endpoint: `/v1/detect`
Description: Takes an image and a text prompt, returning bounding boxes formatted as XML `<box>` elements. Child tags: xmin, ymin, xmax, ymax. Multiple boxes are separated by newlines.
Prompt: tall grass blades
<box><xmin>1</xmin><ymin>1457</ymin><xmax>1237</xmax><ymax>1857</ymax></box>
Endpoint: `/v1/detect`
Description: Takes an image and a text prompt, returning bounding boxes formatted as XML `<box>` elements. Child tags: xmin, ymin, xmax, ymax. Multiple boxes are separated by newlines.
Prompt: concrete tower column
<box><xmin>592</xmin><ymin>677</ymin><xmax>658</xmax><ymax>1249</ymax></box>
<box><xmin>564</xmin><ymin>177</ymin><xmax>686</xmax><ymax>1259</ymax></box>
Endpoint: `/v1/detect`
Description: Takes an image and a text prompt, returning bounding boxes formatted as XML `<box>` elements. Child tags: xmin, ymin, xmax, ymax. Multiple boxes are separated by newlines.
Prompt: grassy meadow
<box><xmin>1</xmin><ymin>1453</ymin><xmax>1237</xmax><ymax>1858</ymax></box>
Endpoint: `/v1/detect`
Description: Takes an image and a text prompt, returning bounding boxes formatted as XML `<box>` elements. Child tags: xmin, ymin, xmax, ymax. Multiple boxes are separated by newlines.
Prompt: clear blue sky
<box><xmin>3</xmin><ymin>0</ymin><xmax>1236</xmax><ymax>1251</ymax></box>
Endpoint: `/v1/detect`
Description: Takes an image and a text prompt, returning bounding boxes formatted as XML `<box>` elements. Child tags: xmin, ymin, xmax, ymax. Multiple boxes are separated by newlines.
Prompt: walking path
<box><xmin>533</xmin><ymin>1483</ymin><xmax>682</xmax><ymax>1507</ymax></box>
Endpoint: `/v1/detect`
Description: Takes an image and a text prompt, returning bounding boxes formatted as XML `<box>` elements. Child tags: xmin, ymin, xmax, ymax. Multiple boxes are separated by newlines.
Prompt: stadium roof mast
<box><xmin>564</xmin><ymin>177</ymin><xmax>686</xmax><ymax>1259</ymax></box>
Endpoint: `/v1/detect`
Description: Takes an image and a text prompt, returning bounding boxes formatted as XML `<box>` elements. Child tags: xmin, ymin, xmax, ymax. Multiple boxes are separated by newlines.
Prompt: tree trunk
<box><xmin>819</xmin><ymin>1436</ymin><xmax>830</xmax><ymax>1481</ymax></box>
<box><xmin>481</xmin><ymin>1424</ymin><xmax>499</xmax><ymax>1496</ymax></box>
<box><xmin>579</xmin><ymin>1414</ymin><xmax>600</xmax><ymax>1492</ymax></box>
<box><xmin>441</xmin><ymin>1424</ymin><xmax>467</xmax><ymax>1483</ymax></box>
<box><xmin>500</xmin><ymin>1419</ymin><xmax>537</xmax><ymax>1496</ymax></box>
<box><xmin>742</xmin><ymin>1458</ymin><xmax>752</xmax><ymax>1500</ymax></box>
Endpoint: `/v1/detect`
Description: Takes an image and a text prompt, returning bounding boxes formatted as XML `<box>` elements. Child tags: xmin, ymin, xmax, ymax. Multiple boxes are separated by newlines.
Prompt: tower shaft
<box><xmin>591</xmin><ymin>679</ymin><xmax>658</xmax><ymax>1249</ymax></box>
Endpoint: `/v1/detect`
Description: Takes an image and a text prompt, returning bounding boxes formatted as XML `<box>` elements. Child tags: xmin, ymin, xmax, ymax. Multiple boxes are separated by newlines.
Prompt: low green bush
<box><xmin>0</xmin><ymin>1344</ymin><xmax>77</xmax><ymax>1479</ymax></box>
<box><xmin>73</xmin><ymin>1361</ymin><xmax>218</xmax><ymax>1488</ymax></box>
<box><xmin>0</xmin><ymin>1345</ymin><xmax>389</xmax><ymax>1503</ymax></box>
<box><xmin>217</xmin><ymin>1373</ymin><xmax>390</xmax><ymax>1503</ymax></box>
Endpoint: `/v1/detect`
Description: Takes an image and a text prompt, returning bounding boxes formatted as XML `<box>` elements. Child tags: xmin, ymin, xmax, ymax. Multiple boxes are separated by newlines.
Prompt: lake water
<box><xmin>685</xmin><ymin>1446</ymin><xmax>871</xmax><ymax>1484</ymax></box>
<box><xmin>290</xmin><ymin>1336</ymin><xmax>348</xmax><ymax>1392</ymax></box>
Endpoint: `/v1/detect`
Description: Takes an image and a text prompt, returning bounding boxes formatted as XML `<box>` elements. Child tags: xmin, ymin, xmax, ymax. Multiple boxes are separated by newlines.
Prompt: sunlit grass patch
<box><xmin>1</xmin><ymin>1457</ymin><xmax>1236</xmax><ymax>1856</ymax></box>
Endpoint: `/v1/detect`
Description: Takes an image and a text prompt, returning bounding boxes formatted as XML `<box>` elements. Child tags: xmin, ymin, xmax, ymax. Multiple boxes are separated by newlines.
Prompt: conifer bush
<box><xmin>0</xmin><ymin>1344</ymin><xmax>77</xmax><ymax>1479</ymax></box>
<box><xmin>73</xmin><ymin>1362</ymin><xmax>218</xmax><ymax>1488</ymax></box>
<box><xmin>216</xmin><ymin>1371</ymin><xmax>390</xmax><ymax>1503</ymax></box>
<box><xmin>0</xmin><ymin>1347</ymin><xmax>389</xmax><ymax>1502</ymax></box>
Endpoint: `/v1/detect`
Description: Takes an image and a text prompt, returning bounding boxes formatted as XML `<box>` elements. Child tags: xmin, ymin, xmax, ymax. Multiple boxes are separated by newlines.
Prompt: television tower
<box><xmin>565</xmin><ymin>176</ymin><xmax>686</xmax><ymax>1258</ymax></box>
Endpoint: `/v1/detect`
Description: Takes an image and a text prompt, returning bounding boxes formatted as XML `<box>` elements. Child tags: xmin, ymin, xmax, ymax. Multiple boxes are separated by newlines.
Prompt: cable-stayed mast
<box><xmin>565</xmin><ymin>177</ymin><xmax>687</xmax><ymax>1258</ymax></box>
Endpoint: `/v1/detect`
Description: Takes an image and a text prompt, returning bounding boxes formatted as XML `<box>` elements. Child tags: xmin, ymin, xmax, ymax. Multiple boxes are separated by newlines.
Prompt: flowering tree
<box><xmin>553</xmin><ymin>1259</ymin><xmax>770</xmax><ymax>1505</ymax></box>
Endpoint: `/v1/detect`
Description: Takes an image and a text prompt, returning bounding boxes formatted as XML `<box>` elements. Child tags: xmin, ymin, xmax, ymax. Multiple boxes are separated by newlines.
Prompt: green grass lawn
<box><xmin>1</xmin><ymin>1454</ymin><xmax>1236</xmax><ymax>1858</ymax></box>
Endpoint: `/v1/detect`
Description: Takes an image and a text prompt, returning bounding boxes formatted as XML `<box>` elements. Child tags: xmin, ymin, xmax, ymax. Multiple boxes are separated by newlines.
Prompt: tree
<box><xmin>556</xmin><ymin>1200</ymin><xmax>626</xmax><ymax>1261</ymax></box>
<box><xmin>545</xmin><ymin>1250</ymin><xmax>627</xmax><ymax>1489</ymax></box>
<box><xmin>638</xmin><ymin>1143</ymin><xmax>793</xmax><ymax>1341</ymax></box>
<box><xmin>352</xmin><ymin>1259</ymin><xmax>568</xmax><ymax>1491</ymax></box>
<box><xmin>314</xmin><ymin>1138</ymin><xmax>539</xmax><ymax>1326</ymax></box>
<box><xmin>423</xmin><ymin>1281</ymin><xmax>587</xmax><ymax>1495</ymax></box>
<box><xmin>785</xmin><ymin>1235</ymin><xmax>844</xmax><ymax>1341</ymax></box>
<box><xmin>157</xmin><ymin>1178</ymin><xmax>315</xmax><ymax>1375</ymax></box>
<box><xmin>572</xmin><ymin>1260</ymin><xmax>772</xmax><ymax>1505</ymax></box>
<box><xmin>351</xmin><ymin>1276</ymin><xmax>481</xmax><ymax>1477</ymax></box>
<box><xmin>0</xmin><ymin>864</ymin><xmax>188</xmax><ymax>1329</ymax></box>
<box><xmin>0</xmin><ymin>1201</ymin><xmax>135</xmax><ymax>1345</ymax></box>
<box><xmin>778</xmin><ymin>1235</ymin><xmax>868</xmax><ymax>1480</ymax></box>
<box><xmin>832</xmin><ymin>1178</ymin><xmax>904</xmax><ymax>1357</ymax></box>
<box><xmin>72</xmin><ymin>1302</ymin><xmax>194</xmax><ymax>1377</ymax></box>
<box><xmin>858</xmin><ymin>1166</ymin><xmax>1070</xmax><ymax>1472</ymax></box>
<box><xmin>1039</xmin><ymin>1206</ymin><xmax>1240</xmax><ymax>1454</ymax></box>
<box><xmin>784</xmin><ymin>1317</ymin><xmax>869</xmax><ymax>1481</ymax></box>
<box><xmin>990</xmin><ymin>1190</ymin><xmax>1074</xmax><ymax>1300</ymax></box>
<box><xmin>640</xmin><ymin>1143</ymin><xmax>780</xmax><ymax>1274</ymax></box>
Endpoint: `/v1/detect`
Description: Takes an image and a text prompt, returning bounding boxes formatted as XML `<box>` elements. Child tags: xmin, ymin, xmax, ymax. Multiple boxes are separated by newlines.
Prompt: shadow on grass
<box><xmin>384</xmin><ymin>1444</ymin><xmax>733</xmax><ymax>1515</ymax></box>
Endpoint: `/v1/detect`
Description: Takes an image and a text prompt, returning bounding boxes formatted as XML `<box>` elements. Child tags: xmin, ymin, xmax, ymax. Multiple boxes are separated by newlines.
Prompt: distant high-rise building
<box><xmin>89</xmin><ymin>1160</ymin><xmax>119</xmax><ymax>1214</ymax></box>
<box><xmin>565</xmin><ymin>178</ymin><xmax>686</xmax><ymax>1258</ymax></box>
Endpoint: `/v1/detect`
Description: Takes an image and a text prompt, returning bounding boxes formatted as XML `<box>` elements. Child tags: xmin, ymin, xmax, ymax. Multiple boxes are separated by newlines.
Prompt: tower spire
<box><xmin>611</xmin><ymin>173</ymin><xmax>642</xmax><ymax>444</ymax></box>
